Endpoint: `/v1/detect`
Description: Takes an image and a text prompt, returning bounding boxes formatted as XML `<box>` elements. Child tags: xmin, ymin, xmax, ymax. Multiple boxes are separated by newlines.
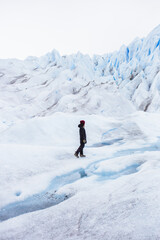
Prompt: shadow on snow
<box><xmin>1</xmin><ymin>138</ymin><xmax>159</xmax><ymax>222</ymax></box>
<box><xmin>0</xmin><ymin>168</ymin><xmax>87</xmax><ymax>222</ymax></box>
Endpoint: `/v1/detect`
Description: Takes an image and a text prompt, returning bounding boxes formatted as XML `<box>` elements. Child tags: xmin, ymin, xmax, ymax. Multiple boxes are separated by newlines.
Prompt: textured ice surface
<box><xmin>0</xmin><ymin>25</ymin><xmax>160</xmax><ymax>122</ymax></box>
<box><xmin>1</xmin><ymin>25</ymin><xmax>160</xmax><ymax>240</ymax></box>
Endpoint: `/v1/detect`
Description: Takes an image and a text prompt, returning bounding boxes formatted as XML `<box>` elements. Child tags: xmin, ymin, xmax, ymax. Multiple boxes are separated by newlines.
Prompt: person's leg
<box><xmin>80</xmin><ymin>143</ymin><xmax>86</xmax><ymax>157</ymax></box>
<box><xmin>80</xmin><ymin>148</ymin><xmax>83</xmax><ymax>155</ymax></box>
<box><xmin>75</xmin><ymin>143</ymin><xmax>84</xmax><ymax>155</ymax></box>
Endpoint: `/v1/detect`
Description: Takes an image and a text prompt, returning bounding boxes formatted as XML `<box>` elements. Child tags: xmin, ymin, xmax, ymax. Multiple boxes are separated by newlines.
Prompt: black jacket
<box><xmin>78</xmin><ymin>124</ymin><xmax>87</xmax><ymax>144</ymax></box>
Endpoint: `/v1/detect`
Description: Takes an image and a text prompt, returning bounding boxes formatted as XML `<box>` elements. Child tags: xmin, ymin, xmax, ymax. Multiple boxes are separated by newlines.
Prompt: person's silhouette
<box><xmin>74</xmin><ymin>120</ymin><xmax>87</xmax><ymax>158</ymax></box>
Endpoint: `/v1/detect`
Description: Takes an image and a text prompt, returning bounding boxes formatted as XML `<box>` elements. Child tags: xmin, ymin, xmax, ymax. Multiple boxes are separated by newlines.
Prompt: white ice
<box><xmin>0</xmin><ymin>25</ymin><xmax>160</xmax><ymax>240</ymax></box>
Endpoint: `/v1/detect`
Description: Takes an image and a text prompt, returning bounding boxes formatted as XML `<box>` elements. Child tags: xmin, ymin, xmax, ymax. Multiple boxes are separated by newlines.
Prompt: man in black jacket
<box><xmin>74</xmin><ymin>120</ymin><xmax>87</xmax><ymax>158</ymax></box>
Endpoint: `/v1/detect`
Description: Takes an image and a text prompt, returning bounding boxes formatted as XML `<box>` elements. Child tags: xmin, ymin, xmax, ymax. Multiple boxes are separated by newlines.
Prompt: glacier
<box><xmin>0</xmin><ymin>25</ymin><xmax>160</xmax><ymax>240</ymax></box>
<box><xmin>0</xmin><ymin>25</ymin><xmax>160</xmax><ymax>122</ymax></box>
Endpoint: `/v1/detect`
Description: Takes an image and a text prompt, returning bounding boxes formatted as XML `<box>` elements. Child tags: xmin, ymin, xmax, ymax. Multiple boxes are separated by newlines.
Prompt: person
<box><xmin>74</xmin><ymin>120</ymin><xmax>87</xmax><ymax>158</ymax></box>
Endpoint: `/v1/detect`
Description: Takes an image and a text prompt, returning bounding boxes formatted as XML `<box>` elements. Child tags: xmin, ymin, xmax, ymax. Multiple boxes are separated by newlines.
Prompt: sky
<box><xmin>0</xmin><ymin>0</ymin><xmax>160</xmax><ymax>59</ymax></box>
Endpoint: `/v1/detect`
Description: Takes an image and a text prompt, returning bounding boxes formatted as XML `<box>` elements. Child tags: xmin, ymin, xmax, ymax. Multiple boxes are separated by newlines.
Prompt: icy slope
<box><xmin>0</xmin><ymin>25</ymin><xmax>160</xmax><ymax>121</ymax></box>
<box><xmin>0</xmin><ymin>25</ymin><xmax>160</xmax><ymax>240</ymax></box>
<box><xmin>1</xmin><ymin>112</ymin><xmax>160</xmax><ymax>239</ymax></box>
<box><xmin>0</xmin><ymin>52</ymin><xmax>134</xmax><ymax>121</ymax></box>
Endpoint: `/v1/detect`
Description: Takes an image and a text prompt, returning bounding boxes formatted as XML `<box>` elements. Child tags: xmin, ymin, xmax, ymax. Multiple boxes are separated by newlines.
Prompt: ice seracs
<box><xmin>0</xmin><ymin>25</ymin><xmax>160</xmax><ymax>122</ymax></box>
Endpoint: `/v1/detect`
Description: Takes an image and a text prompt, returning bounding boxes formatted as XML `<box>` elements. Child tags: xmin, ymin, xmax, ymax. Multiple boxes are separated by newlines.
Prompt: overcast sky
<box><xmin>0</xmin><ymin>0</ymin><xmax>160</xmax><ymax>59</ymax></box>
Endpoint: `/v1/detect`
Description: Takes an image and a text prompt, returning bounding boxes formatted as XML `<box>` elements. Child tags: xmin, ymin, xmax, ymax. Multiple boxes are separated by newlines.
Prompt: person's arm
<box><xmin>82</xmin><ymin>128</ymin><xmax>87</xmax><ymax>143</ymax></box>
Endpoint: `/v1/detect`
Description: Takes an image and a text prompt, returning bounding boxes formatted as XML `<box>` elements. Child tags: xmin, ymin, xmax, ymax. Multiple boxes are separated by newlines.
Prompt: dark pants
<box><xmin>76</xmin><ymin>143</ymin><xmax>85</xmax><ymax>155</ymax></box>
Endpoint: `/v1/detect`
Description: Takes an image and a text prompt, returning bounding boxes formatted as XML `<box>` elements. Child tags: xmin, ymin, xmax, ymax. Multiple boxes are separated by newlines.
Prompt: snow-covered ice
<box><xmin>1</xmin><ymin>112</ymin><xmax>160</xmax><ymax>240</ymax></box>
<box><xmin>0</xmin><ymin>25</ymin><xmax>160</xmax><ymax>240</ymax></box>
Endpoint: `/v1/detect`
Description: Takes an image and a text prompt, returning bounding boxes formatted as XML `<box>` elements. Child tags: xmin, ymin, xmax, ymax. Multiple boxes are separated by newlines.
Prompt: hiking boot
<box><xmin>80</xmin><ymin>154</ymin><xmax>86</xmax><ymax>157</ymax></box>
<box><xmin>74</xmin><ymin>152</ymin><xmax>79</xmax><ymax>158</ymax></box>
